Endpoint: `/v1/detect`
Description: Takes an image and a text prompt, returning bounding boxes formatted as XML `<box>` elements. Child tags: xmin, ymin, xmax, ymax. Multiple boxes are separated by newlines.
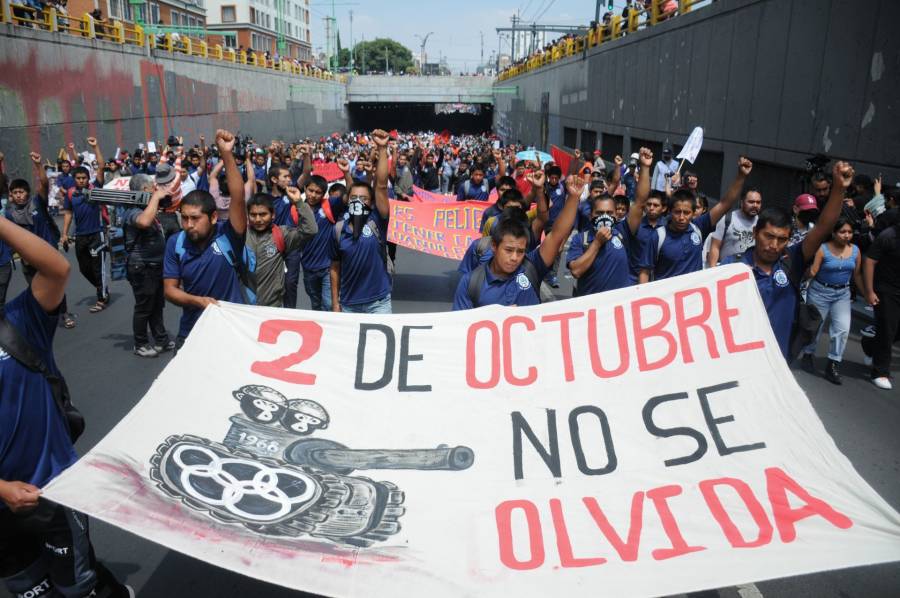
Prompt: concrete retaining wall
<box><xmin>493</xmin><ymin>0</ymin><xmax>900</xmax><ymax>202</ymax></box>
<box><xmin>0</xmin><ymin>24</ymin><xmax>347</xmax><ymax>178</ymax></box>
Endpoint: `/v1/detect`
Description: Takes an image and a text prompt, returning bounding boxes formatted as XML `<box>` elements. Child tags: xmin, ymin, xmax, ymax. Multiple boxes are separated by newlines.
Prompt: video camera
<box><xmin>804</xmin><ymin>154</ymin><xmax>830</xmax><ymax>177</ymax></box>
<box><xmin>87</xmin><ymin>188</ymin><xmax>150</xmax><ymax>208</ymax></box>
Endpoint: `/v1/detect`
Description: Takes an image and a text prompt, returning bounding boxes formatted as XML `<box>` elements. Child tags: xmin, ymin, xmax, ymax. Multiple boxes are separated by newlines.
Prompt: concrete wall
<box><xmin>0</xmin><ymin>24</ymin><xmax>346</xmax><ymax>178</ymax></box>
<box><xmin>493</xmin><ymin>0</ymin><xmax>900</xmax><ymax>203</ymax></box>
<box><xmin>348</xmin><ymin>75</ymin><xmax>495</xmax><ymax>104</ymax></box>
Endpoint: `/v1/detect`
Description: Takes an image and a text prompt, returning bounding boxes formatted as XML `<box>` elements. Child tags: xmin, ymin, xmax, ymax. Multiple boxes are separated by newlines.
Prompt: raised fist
<box><xmin>337</xmin><ymin>158</ymin><xmax>350</xmax><ymax>172</ymax></box>
<box><xmin>285</xmin><ymin>186</ymin><xmax>302</xmax><ymax>202</ymax></box>
<box><xmin>29</xmin><ymin>152</ymin><xmax>41</xmax><ymax>164</ymax></box>
<box><xmin>371</xmin><ymin>129</ymin><xmax>390</xmax><ymax>148</ymax></box>
<box><xmin>639</xmin><ymin>147</ymin><xmax>653</xmax><ymax>168</ymax></box>
<box><xmin>86</xmin><ymin>137</ymin><xmax>98</xmax><ymax>147</ymax></box>
<box><xmin>613</xmin><ymin>155</ymin><xmax>623</xmax><ymax>167</ymax></box>
<box><xmin>527</xmin><ymin>169</ymin><xmax>546</xmax><ymax>188</ymax></box>
<box><xmin>738</xmin><ymin>156</ymin><xmax>753</xmax><ymax>177</ymax></box>
<box><xmin>565</xmin><ymin>174</ymin><xmax>585</xmax><ymax>197</ymax></box>
<box><xmin>215</xmin><ymin>129</ymin><xmax>235</xmax><ymax>153</ymax></box>
<box><xmin>833</xmin><ymin>161</ymin><xmax>854</xmax><ymax>189</ymax></box>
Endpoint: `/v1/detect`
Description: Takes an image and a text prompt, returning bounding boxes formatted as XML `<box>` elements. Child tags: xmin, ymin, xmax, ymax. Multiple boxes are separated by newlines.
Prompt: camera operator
<box><xmin>122</xmin><ymin>174</ymin><xmax>175</xmax><ymax>358</ymax></box>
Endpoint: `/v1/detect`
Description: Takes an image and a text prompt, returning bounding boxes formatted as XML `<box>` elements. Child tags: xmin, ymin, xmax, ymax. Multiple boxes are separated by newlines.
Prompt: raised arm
<box><xmin>709</xmin><ymin>156</ymin><xmax>752</xmax><ymax>226</ymax></box>
<box><xmin>529</xmin><ymin>169</ymin><xmax>549</xmax><ymax>238</ymax></box>
<box><xmin>627</xmin><ymin>147</ymin><xmax>653</xmax><ymax>235</ymax></box>
<box><xmin>802</xmin><ymin>161</ymin><xmax>853</xmax><ymax>262</ymax></box>
<box><xmin>538</xmin><ymin>174</ymin><xmax>583</xmax><ymax>268</ymax></box>
<box><xmin>609</xmin><ymin>155</ymin><xmax>623</xmax><ymax>192</ymax></box>
<box><xmin>87</xmin><ymin>137</ymin><xmax>104</xmax><ymax>186</ymax></box>
<box><xmin>31</xmin><ymin>152</ymin><xmax>48</xmax><ymax>200</ymax></box>
<box><xmin>337</xmin><ymin>157</ymin><xmax>353</xmax><ymax>189</ymax></box>
<box><xmin>0</xmin><ymin>216</ymin><xmax>69</xmax><ymax>312</ymax></box>
<box><xmin>217</xmin><ymin>130</ymin><xmax>246</xmax><ymax>235</ymax></box>
<box><xmin>371</xmin><ymin>129</ymin><xmax>390</xmax><ymax>219</ymax></box>
<box><xmin>134</xmin><ymin>186</ymin><xmax>167</xmax><ymax>229</ymax></box>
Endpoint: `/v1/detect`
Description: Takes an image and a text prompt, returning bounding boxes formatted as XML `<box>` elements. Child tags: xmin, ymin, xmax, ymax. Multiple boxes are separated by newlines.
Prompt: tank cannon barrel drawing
<box><xmin>285</xmin><ymin>438</ymin><xmax>475</xmax><ymax>475</ymax></box>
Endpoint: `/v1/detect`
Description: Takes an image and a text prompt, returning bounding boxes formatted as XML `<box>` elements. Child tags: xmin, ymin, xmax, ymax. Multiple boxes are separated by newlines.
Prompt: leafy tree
<box><xmin>352</xmin><ymin>38</ymin><xmax>414</xmax><ymax>74</ymax></box>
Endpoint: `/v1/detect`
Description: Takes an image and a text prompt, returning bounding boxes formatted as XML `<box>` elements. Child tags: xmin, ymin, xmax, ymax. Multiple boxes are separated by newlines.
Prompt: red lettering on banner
<box><xmin>674</xmin><ymin>287</ymin><xmax>721</xmax><ymax>363</ymax></box>
<box><xmin>541</xmin><ymin>312</ymin><xmax>583</xmax><ymax>382</ymax></box>
<box><xmin>503</xmin><ymin>316</ymin><xmax>537</xmax><ymax>385</ymax></box>
<box><xmin>466</xmin><ymin>320</ymin><xmax>501</xmax><ymax>389</ymax></box>
<box><xmin>646</xmin><ymin>485</ymin><xmax>706</xmax><ymax>560</ymax></box>
<box><xmin>496</xmin><ymin>500</ymin><xmax>545</xmax><ymax>570</ymax></box>
<box><xmin>582</xmin><ymin>493</ymin><xmax>644</xmax><ymax>562</ymax></box>
<box><xmin>250</xmin><ymin>320</ymin><xmax>323</xmax><ymax>385</ymax></box>
<box><xmin>717</xmin><ymin>273</ymin><xmax>766</xmax><ymax>353</ymax></box>
<box><xmin>549</xmin><ymin>499</ymin><xmax>607</xmax><ymax>567</ymax></box>
<box><xmin>699</xmin><ymin>477</ymin><xmax>773</xmax><ymax>548</ymax></box>
<box><xmin>632</xmin><ymin>299</ymin><xmax>678</xmax><ymax>372</ymax></box>
<box><xmin>588</xmin><ymin>307</ymin><xmax>630</xmax><ymax>378</ymax></box>
<box><xmin>766</xmin><ymin>467</ymin><xmax>853</xmax><ymax>542</ymax></box>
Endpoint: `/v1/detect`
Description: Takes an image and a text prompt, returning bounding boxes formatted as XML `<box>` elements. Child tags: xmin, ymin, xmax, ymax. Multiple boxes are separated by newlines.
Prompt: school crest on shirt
<box><xmin>0</xmin><ymin>347</ymin><xmax>9</xmax><ymax>361</ymax></box>
<box><xmin>362</xmin><ymin>224</ymin><xmax>373</xmax><ymax>238</ymax></box>
<box><xmin>516</xmin><ymin>273</ymin><xmax>531</xmax><ymax>290</ymax></box>
<box><xmin>774</xmin><ymin>269</ymin><xmax>789</xmax><ymax>287</ymax></box>
<box><xmin>611</xmin><ymin>236</ymin><xmax>623</xmax><ymax>249</ymax></box>
<box><xmin>265</xmin><ymin>244</ymin><xmax>278</xmax><ymax>258</ymax></box>
<box><xmin>690</xmin><ymin>232</ymin><xmax>701</xmax><ymax>246</ymax></box>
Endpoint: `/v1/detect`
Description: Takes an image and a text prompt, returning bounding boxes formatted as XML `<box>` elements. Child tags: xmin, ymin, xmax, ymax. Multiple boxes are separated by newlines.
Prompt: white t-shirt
<box><xmin>711</xmin><ymin>210</ymin><xmax>757</xmax><ymax>260</ymax></box>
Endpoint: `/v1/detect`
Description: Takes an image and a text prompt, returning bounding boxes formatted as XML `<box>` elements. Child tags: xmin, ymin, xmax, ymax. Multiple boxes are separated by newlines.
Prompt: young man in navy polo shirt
<box><xmin>330</xmin><ymin>129</ymin><xmax>393</xmax><ymax>314</ymax></box>
<box><xmin>164</xmin><ymin>130</ymin><xmax>247</xmax><ymax>350</ymax></box>
<box><xmin>456</xmin><ymin>150</ymin><xmax>506</xmax><ymax>201</ymax></box>
<box><xmin>639</xmin><ymin>156</ymin><xmax>752</xmax><ymax>283</ymax></box>
<box><xmin>452</xmin><ymin>174</ymin><xmax>582</xmax><ymax>310</ymax></box>
<box><xmin>0</xmin><ymin>236</ymin><xmax>11</xmax><ymax>312</ymax></box>
<box><xmin>0</xmin><ymin>216</ymin><xmax>132</xmax><ymax>597</ymax></box>
<box><xmin>568</xmin><ymin>147</ymin><xmax>655</xmax><ymax>295</ymax></box>
<box><xmin>61</xmin><ymin>137</ymin><xmax>108</xmax><ymax>313</ymax></box>
<box><xmin>723</xmin><ymin>161</ymin><xmax>852</xmax><ymax>361</ymax></box>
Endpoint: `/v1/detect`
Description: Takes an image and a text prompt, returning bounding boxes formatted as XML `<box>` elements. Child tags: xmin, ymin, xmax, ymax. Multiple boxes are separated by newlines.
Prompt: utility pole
<box><xmin>594</xmin><ymin>0</ymin><xmax>602</xmax><ymax>24</ymax></box>
<box><xmin>349</xmin><ymin>9</ymin><xmax>353</xmax><ymax>72</ymax></box>
<box><xmin>480</xmin><ymin>30</ymin><xmax>484</xmax><ymax>68</ymax></box>
<box><xmin>384</xmin><ymin>47</ymin><xmax>389</xmax><ymax>74</ymax></box>
<box><xmin>511</xmin><ymin>13</ymin><xmax>517</xmax><ymax>61</ymax></box>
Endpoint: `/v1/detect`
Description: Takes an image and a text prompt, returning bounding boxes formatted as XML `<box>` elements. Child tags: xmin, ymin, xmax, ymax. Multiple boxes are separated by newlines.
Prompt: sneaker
<box><xmin>860</xmin><ymin>324</ymin><xmax>876</xmax><ymax>338</ymax></box>
<box><xmin>548</xmin><ymin>275</ymin><xmax>560</xmax><ymax>288</ymax></box>
<box><xmin>154</xmin><ymin>340</ymin><xmax>176</xmax><ymax>353</ymax></box>
<box><xmin>800</xmin><ymin>353</ymin><xmax>815</xmax><ymax>373</ymax></box>
<box><xmin>872</xmin><ymin>377</ymin><xmax>893</xmax><ymax>390</ymax></box>
<box><xmin>134</xmin><ymin>345</ymin><xmax>159</xmax><ymax>358</ymax></box>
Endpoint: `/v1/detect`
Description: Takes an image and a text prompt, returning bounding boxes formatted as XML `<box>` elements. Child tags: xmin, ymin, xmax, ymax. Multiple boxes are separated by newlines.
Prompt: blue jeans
<box><xmin>302</xmin><ymin>267</ymin><xmax>332</xmax><ymax>312</ymax></box>
<box><xmin>802</xmin><ymin>280</ymin><xmax>851</xmax><ymax>362</ymax></box>
<box><xmin>342</xmin><ymin>294</ymin><xmax>392</xmax><ymax>314</ymax></box>
<box><xmin>283</xmin><ymin>250</ymin><xmax>302</xmax><ymax>308</ymax></box>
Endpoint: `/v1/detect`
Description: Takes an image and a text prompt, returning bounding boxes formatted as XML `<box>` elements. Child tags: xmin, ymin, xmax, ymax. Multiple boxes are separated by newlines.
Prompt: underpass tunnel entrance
<box><xmin>348</xmin><ymin>103</ymin><xmax>493</xmax><ymax>134</ymax></box>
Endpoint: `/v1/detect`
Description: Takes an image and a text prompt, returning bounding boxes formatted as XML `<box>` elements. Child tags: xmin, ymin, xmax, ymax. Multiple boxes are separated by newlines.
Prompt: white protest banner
<box><xmin>677</xmin><ymin>126</ymin><xmax>704</xmax><ymax>164</ymax></box>
<box><xmin>44</xmin><ymin>265</ymin><xmax>900</xmax><ymax>598</ymax></box>
<box><xmin>146</xmin><ymin>141</ymin><xmax>157</xmax><ymax>153</ymax></box>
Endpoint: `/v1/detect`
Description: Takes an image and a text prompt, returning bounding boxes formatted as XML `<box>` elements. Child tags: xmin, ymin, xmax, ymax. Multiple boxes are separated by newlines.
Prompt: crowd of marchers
<box><xmin>0</xmin><ymin>126</ymin><xmax>899</xmax><ymax>597</ymax></box>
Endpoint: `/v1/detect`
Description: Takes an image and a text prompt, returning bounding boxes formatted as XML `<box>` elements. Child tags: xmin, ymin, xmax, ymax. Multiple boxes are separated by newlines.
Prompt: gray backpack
<box><xmin>466</xmin><ymin>260</ymin><xmax>542</xmax><ymax>307</ymax></box>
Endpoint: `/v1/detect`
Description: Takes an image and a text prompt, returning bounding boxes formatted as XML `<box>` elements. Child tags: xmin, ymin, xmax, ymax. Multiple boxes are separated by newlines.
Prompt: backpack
<box><xmin>271</xmin><ymin>225</ymin><xmax>286</xmax><ymax>255</ymax></box>
<box><xmin>656</xmin><ymin>221</ymin><xmax>702</xmax><ymax>254</ymax></box>
<box><xmin>462</xmin><ymin>179</ymin><xmax>488</xmax><ymax>198</ymax></box>
<box><xmin>0</xmin><ymin>316</ymin><xmax>84</xmax><ymax>442</ymax></box>
<box><xmin>466</xmin><ymin>259</ymin><xmax>542</xmax><ymax>306</ymax></box>
<box><xmin>174</xmin><ymin>230</ymin><xmax>257</xmax><ymax>305</ymax></box>
<box><xmin>334</xmin><ymin>217</ymin><xmax>395</xmax><ymax>275</ymax></box>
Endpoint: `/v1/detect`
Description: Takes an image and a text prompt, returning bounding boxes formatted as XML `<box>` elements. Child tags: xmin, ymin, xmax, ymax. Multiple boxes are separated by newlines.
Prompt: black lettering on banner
<box><xmin>512</xmin><ymin>410</ymin><xmax>561</xmax><ymax>480</ymax></box>
<box><xmin>568</xmin><ymin>406</ymin><xmax>617</xmax><ymax>476</ymax></box>
<box><xmin>399</xmin><ymin>326</ymin><xmax>433</xmax><ymax>392</ymax></box>
<box><xmin>354</xmin><ymin>324</ymin><xmax>395</xmax><ymax>390</ymax></box>
<box><xmin>697</xmin><ymin>381</ymin><xmax>766</xmax><ymax>456</ymax></box>
<box><xmin>642</xmin><ymin>392</ymin><xmax>708</xmax><ymax>467</ymax></box>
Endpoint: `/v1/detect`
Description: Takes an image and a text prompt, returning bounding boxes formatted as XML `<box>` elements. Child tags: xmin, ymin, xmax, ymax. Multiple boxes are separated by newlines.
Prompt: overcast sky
<box><xmin>309</xmin><ymin>0</ymin><xmax>613</xmax><ymax>73</ymax></box>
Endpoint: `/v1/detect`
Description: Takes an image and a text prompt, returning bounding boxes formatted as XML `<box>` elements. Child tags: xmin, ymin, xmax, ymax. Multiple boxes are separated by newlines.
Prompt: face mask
<box><xmin>348</xmin><ymin>197</ymin><xmax>371</xmax><ymax>240</ymax></box>
<box><xmin>593</xmin><ymin>214</ymin><xmax>615</xmax><ymax>231</ymax></box>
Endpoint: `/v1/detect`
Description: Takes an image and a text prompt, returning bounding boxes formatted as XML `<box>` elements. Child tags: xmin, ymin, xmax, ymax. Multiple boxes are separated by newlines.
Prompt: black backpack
<box><xmin>0</xmin><ymin>316</ymin><xmax>85</xmax><ymax>442</ymax></box>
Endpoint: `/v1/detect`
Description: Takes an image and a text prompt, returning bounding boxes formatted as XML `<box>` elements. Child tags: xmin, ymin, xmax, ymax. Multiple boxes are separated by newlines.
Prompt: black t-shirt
<box><xmin>123</xmin><ymin>207</ymin><xmax>166</xmax><ymax>264</ymax></box>
<box><xmin>867</xmin><ymin>225</ymin><xmax>900</xmax><ymax>291</ymax></box>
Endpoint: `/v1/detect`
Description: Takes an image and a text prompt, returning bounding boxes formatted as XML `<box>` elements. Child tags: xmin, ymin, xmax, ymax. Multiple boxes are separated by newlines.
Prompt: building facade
<box><xmin>67</xmin><ymin>0</ymin><xmax>207</xmax><ymax>30</ymax></box>
<box><xmin>204</xmin><ymin>0</ymin><xmax>312</xmax><ymax>61</ymax></box>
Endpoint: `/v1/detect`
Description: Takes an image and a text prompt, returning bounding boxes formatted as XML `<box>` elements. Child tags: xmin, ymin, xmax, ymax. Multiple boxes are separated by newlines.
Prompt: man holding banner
<box><xmin>452</xmin><ymin>174</ymin><xmax>582</xmax><ymax>310</ymax></box>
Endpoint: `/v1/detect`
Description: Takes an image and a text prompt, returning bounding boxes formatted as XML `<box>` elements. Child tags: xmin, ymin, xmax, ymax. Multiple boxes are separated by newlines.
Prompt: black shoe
<box><xmin>825</xmin><ymin>359</ymin><xmax>842</xmax><ymax>385</ymax></box>
<box><xmin>800</xmin><ymin>353</ymin><xmax>815</xmax><ymax>373</ymax></box>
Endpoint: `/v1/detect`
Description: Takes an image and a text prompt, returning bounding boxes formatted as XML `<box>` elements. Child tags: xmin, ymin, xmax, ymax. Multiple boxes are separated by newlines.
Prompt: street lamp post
<box><xmin>414</xmin><ymin>32</ymin><xmax>434</xmax><ymax>76</ymax></box>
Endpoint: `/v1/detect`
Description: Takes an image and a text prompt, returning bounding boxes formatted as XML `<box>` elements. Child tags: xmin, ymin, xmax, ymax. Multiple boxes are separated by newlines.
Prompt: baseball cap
<box><xmin>629</xmin><ymin>152</ymin><xmax>639</xmax><ymax>165</ymax></box>
<box><xmin>155</xmin><ymin>163</ymin><xmax>177</xmax><ymax>185</ymax></box>
<box><xmin>794</xmin><ymin>194</ymin><xmax>818</xmax><ymax>212</ymax></box>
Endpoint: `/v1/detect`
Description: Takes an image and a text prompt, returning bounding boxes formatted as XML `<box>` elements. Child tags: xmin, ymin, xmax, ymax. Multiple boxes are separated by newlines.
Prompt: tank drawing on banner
<box><xmin>149</xmin><ymin>384</ymin><xmax>475</xmax><ymax>547</ymax></box>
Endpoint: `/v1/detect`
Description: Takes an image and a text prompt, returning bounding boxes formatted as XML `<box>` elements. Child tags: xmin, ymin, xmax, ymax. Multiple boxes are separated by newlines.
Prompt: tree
<box><xmin>337</xmin><ymin>47</ymin><xmax>352</xmax><ymax>68</ymax></box>
<box><xmin>352</xmin><ymin>38</ymin><xmax>414</xmax><ymax>74</ymax></box>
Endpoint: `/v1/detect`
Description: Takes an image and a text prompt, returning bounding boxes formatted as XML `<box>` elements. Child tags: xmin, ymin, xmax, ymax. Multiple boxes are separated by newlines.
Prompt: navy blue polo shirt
<box><xmin>576</xmin><ymin>198</ymin><xmax>594</xmax><ymax>233</ymax></box>
<box><xmin>456</xmin><ymin>178</ymin><xmax>493</xmax><ymax>201</ymax></box>
<box><xmin>163</xmin><ymin>221</ymin><xmax>247</xmax><ymax>338</ymax></box>
<box><xmin>724</xmin><ymin>244</ymin><xmax>806</xmax><ymax>360</ymax></box>
<box><xmin>567</xmin><ymin>221</ymin><xmax>633</xmax><ymax>295</ymax></box>
<box><xmin>479</xmin><ymin>204</ymin><xmax>502</xmax><ymax>231</ymax></box>
<box><xmin>453</xmin><ymin>247</ymin><xmax>549</xmax><ymax>310</ymax></box>
<box><xmin>4</xmin><ymin>196</ymin><xmax>59</xmax><ymax>247</ymax></box>
<box><xmin>331</xmin><ymin>210</ymin><xmax>391</xmax><ymax>306</ymax></box>
<box><xmin>272</xmin><ymin>195</ymin><xmax>294</xmax><ymax>227</ymax></box>
<box><xmin>301</xmin><ymin>196</ymin><xmax>345</xmax><ymax>273</ymax></box>
<box><xmin>546</xmin><ymin>182</ymin><xmax>566</xmax><ymax>228</ymax></box>
<box><xmin>640</xmin><ymin>213</ymin><xmax>713</xmax><ymax>280</ymax></box>
<box><xmin>0</xmin><ymin>289</ymin><xmax>78</xmax><ymax>497</ymax></box>
<box><xmin>63</xmin><ymin>187</ymin><xmax>102</xmax><ymax>235</ymax></box>
<box><xmin>57</xmin><ymin>173</ymin><xmax>75</xmax><ymax>191</ymax></box>
<box><xmin>0</xmin><ymin>237</ymin><xmax>11</xmax><ymax>266</ymax></box>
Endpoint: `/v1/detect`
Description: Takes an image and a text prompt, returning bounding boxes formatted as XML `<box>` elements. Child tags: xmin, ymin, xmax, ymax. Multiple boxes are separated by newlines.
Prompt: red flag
<box><xmin>389</xmin><ymin>129</ymin><xmax>399</xmax><ymax>139</ymax></box>
<box><xmin>312</xmin><ymin>162</ymin><xmax>345</xmax><ymax>182</ymax></box>
<box><xmin>551</xmin><ymin>144</ymin><xmax>579</xmax><ymax>176</ymax></box>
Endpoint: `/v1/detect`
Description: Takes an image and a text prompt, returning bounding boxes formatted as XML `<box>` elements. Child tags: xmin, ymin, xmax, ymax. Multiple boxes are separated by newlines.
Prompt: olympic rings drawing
<box><xmin>171</xmin><ymin>445</ymin><xmax>317</xmax><ymax>523</ymax></box>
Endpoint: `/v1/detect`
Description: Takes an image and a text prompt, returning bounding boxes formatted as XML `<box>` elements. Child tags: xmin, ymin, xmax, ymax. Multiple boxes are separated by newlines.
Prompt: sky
<box><xmin>308</xmin><ymin>0</ymin><xmax>618</xmax><ymax>73</ymax></box>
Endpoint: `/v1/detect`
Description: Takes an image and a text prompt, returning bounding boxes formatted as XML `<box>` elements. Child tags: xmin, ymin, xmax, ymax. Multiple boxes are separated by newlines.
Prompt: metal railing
<box><xmin>498</xmin><ymin>0</ymin><xmax>709</xmax><ymax>82</ymax></box>
<box><xmin>0</xmin><ymin>1</ymin><xmax>344</xmax><ymax>83</ymax></box>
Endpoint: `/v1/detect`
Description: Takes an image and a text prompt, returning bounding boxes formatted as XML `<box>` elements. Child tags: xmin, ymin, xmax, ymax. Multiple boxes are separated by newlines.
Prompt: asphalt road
<box><xmin>2</xmin><ymin>244</ymin><xmax>898</xmax><ymax>598</ymax></box>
